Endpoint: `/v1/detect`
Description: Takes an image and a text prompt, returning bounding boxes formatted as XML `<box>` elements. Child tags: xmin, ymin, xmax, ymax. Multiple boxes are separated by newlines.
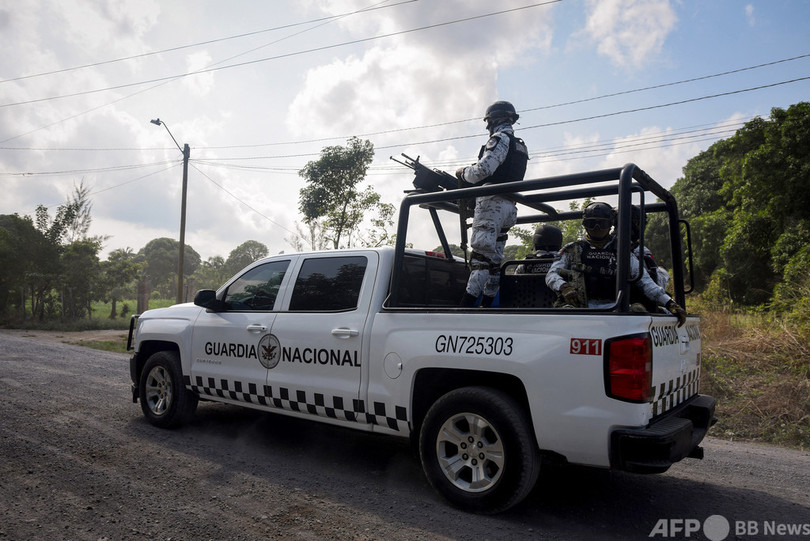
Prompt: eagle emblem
<box><xmin>258</xmin><ymin>334</ymin><xmax>281</xmax><ymax>369</ymax></box>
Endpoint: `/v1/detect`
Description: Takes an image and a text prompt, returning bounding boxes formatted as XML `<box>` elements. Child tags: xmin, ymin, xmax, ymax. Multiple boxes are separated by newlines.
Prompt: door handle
<box><xmin>246</xmin><ymin>324</ymin><xmax>268</xmax><ymax>333</ymax></box>
<box><xmin>331</xmin><ymin>327</ymin><xmax>359</xmax><ymax>338</ymax></box>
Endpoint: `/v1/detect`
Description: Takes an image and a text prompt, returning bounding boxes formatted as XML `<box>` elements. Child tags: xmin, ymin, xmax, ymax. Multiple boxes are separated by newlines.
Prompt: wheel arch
<box><xmin>411</xmin><ymin>368</ymin><xmax>534</xmax><ymax>443</ymax></box>
<box><xmin>132</xmin><ymin>340</ymin><xmax>181</xmax><ymax>385</ymax></box>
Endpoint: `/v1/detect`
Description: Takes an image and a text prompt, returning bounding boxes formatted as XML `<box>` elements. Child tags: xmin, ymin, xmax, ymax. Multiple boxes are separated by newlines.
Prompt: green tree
<box><xmin>63</xmin><ymin>180</ymin><xmax>94</xmax><ymax>244</ymax></box>
<box><xmin>191</xmin><ymin>256</ymin><xmax>230</xmax><ymax>290</ymax></box>
<box><xmin>298</xmin><ymin>137</ymin><xmax>390</xmax><ymax>249</ymax></box>
<box><xmin>29</xmin><ymin>203</ymin><xmax>78</xmax><ymax>320</ymax></box>
<box><xmin>101</xmin><ymin>248</ymin><xmax>140</xmax><ymax>318</ymax></box>
<box><xmin>139</xmin><ymin>238</ymin><xmax>201</xmax><ymax>298</ymax></box>
<box><xmin>60</xmin><ymin>239</ymin><xmax>102</xmax><ymax>319</ymax></box>
<box><xmin>0</xmin><ymin>214</ymin><xmax>45</xmax><ymax>319</ymax></box>
<box><xmin>225</xmin><ymin>240</ymin><xmax>269</xmax><ymax>275</ymax></box>
<box><xmin>668</xmin><ymin>101</ymin><xmax>810</xmax><ymax>306</ymax></box>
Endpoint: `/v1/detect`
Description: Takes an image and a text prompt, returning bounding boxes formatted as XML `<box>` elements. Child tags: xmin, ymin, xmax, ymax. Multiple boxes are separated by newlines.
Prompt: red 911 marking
<box><xmin>570</xmin><ymin>338</ymin><xmax>602</xmax><ymax>355</ymax></box>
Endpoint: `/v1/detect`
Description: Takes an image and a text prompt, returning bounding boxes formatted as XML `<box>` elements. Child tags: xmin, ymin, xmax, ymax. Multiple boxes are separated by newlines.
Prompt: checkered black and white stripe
<box><xmin>652</xmin><ymin>367</ymin><xmax>700</xmax><ymax>417</ymax></box>
<box><xmin>183</xmin><ymin>375</ymin><xmax>408</xmax><ymax>432</ymax></box>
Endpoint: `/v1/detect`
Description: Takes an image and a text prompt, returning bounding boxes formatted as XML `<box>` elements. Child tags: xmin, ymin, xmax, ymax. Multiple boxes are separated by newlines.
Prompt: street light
<box><xmin>150</xmin><ymin>118</ymin><xmax>190</xmax><ymax>305</ymax></box>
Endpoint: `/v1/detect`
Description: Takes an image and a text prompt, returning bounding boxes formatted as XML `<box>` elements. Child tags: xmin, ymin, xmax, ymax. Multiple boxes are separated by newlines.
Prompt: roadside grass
<box><xmin>10</xmin><ymin>316</ymin><xmax>130</xmax><ymax>332</ymax></box>
<box><xmin>696</xmin><ymin>298</ymin><xmax>810</xmax><ymax>450</ymax></box>
<box><xmin>64</xmin><ymin>338</ymin><xmax>130</xmax><ymax>354</ymax></box>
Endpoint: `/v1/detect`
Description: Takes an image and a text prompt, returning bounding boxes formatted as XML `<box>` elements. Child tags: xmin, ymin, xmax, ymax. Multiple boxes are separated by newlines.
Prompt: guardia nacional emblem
<box><xmin>258</xmin><ymin>334</ymin><xmax>281</xmax><ymax>369</ymax></box>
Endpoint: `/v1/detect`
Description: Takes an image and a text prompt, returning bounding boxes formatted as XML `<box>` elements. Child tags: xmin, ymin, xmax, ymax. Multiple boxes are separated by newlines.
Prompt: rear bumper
<box><xmin>610</xmin><ymin>394</ymin><xmax>716</xmax><ymax>473</ymax></box>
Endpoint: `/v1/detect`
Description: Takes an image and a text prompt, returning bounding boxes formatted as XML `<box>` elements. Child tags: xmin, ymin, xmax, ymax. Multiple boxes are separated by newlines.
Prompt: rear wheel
<box><xmin>139</xmin><ymin>351</ymin><xmax>198</xmax><ymax>428</ymax></box>
<box><xmin>419</xmin><ymin>387</ymin><xmax>540</xmax><ymax>513</ymax></box>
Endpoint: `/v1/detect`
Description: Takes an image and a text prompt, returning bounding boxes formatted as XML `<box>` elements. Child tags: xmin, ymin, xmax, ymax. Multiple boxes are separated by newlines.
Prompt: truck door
<box><xmin>266</xmin><ymin>252</ymin><xmax>376</xmax><ymax>424</ymax></box>
<box><xmin>190</xmin><ymin>259</ymin><xmax>291</xmax><ymax>403</ymax></box>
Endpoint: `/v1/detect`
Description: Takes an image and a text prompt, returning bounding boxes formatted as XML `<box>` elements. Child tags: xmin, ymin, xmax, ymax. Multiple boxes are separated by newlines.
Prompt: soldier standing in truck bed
<box><xmin>456</xmin><ymin>101</ymin><xmax>529</xmax><ymax>307</ymax></box>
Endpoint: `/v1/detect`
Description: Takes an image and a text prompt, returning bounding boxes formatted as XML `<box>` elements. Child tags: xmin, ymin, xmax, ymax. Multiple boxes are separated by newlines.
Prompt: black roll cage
<box><xmin>389</xmin><ymin>163</ymin><xmax>692</xmax><ymax>311</ymax></box>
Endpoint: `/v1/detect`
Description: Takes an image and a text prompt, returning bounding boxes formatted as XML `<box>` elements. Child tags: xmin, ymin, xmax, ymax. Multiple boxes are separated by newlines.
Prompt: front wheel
<box><xmin>139</xmin><ymin>351</ymin><xmax>198</xmax><ymax>428</ymax></box>
<box><xmin>419</xmin><ymin>387</ymin><xmax>540</xmax><ymax>513</ymax></box>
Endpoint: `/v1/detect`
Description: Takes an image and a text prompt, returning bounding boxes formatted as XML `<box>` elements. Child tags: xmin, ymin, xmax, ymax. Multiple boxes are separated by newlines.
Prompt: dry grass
<box><xmin>698</xmin><ymin>305</ymin><xmax>810</xmax><ymax>449</ymax></box>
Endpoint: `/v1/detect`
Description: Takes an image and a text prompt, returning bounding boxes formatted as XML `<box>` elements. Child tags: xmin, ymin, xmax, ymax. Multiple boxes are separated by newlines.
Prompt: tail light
<box><xmin>605</xmin><ymin>334</ymin><xmax>652</xmax><ymax>403</ymax></box>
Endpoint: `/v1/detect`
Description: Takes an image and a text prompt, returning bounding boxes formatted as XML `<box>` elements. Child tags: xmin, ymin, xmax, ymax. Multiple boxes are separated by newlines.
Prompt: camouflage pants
<box><xmin>465</xmin><ymin>195</ymin><xmax>517</xmax><ymax>297</ymax></box>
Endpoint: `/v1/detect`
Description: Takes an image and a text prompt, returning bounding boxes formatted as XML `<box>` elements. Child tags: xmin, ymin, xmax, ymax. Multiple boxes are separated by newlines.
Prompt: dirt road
<box><xmin>1</xmin><ymin>329</ymin><xmax>808</xmax><ymax>540</ymax></box>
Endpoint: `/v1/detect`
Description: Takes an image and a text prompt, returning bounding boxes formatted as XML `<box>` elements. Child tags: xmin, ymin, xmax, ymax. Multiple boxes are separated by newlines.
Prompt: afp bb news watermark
<box><xmin>649</xmin><ymin>515</ymin><xmax>810</xmax><ymax>539</ymax></box>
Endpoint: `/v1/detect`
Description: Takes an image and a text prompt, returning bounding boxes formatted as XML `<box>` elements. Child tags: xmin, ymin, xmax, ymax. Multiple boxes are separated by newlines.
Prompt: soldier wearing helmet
<box><xmin>456</xmin><ymin>100</ymin><xmax>530</xmax><ymax>307</ymax></box>
<box><xmin>516</xmin><ymin>224</ymin><xmax>563</xmax><ymax>275</ymax></box>
<box><xmin>630</xmin><ymin>205</ymin><xmax>670</xmax><ymax>290</ymax></box>
<box><xmin>545</xmin><ymin>202</ymin><xmax>687</xmax><ymax>325</ymax></box>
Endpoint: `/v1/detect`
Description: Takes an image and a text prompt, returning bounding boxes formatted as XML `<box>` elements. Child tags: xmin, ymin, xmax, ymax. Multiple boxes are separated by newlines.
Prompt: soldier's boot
<box><xmin>460</xmin><ymin>293</ymin><xmax>478</xmax><ymax>307</ymax></box>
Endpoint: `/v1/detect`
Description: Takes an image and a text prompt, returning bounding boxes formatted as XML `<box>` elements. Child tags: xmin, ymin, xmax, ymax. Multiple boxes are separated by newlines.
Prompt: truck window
<box><xmin>223</xmin><ymin>260</ymin><xmax>290</xmax><ymax>311</ymax></box>
<box><xmin>396</xmin><ymin>253</ymin><xmax>469</xmax><ymax>307</ymax></box>
<box><xmin>289</xmin><ymin>256</ymin><xmax>367</xmax><ymax>311</ymax></box>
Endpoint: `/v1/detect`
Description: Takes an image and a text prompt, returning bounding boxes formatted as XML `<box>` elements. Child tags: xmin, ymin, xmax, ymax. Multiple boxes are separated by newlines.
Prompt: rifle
<box><xmin>556</xmin><ymin>244</ymin><xmax>588</xmax><ymax>308</ymax></box>
<box><xmin>390</xmin><ymin>153</ymin><xmax>461</xmax><ymax>192</ymax></box>
<box><xmin>391</xmin><ymin>153</ymin><xmax>473</xmax><ymax>263</ymax></box>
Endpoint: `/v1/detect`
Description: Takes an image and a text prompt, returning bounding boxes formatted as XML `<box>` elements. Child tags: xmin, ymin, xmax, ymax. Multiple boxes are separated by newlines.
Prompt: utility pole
<box><xmin>150</xmin><ymin>118</ymin><xmax>190</xmax><ymax>304</ymax></box>
<box><xmin>177</xmin><ymin>143</ymin><xmax>190</xmax><ymax>304</ymax></box>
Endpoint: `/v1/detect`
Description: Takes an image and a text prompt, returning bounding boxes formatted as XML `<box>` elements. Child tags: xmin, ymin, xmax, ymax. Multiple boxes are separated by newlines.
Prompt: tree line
<box><xmin>0</xmin><ymin>182</ymin><xmax>272</xmax><ymax>322</ymax></box>
<box><xmin>645</xmin><ymin>101</ymin><xmax>809</xmax><ymax>320</ymax></box>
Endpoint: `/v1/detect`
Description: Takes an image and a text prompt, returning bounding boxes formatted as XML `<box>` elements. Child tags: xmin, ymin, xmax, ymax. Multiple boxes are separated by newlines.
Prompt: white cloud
<box><xmin>578</xmin><ymin>0</ymin><xmax>677</xmax><ymax>69</ymax></box>
<box><xmin>183</xmin><ymin>51</ymin><xmax>215</xmax><ymax>96</ymax></box>
<box><xmin>287</xmin><ymin>0</ymin><xmax>555</xmax><ymax>140</ymax></box>
<box><xmin>745</xmin><ymin>4</ymin><xmax>755</xmax><ymax>27</ymax></box>
<box><xmin>597</xmin><ymin>126</ymin><xmax>700</xmax><ymax>188</ymax></box>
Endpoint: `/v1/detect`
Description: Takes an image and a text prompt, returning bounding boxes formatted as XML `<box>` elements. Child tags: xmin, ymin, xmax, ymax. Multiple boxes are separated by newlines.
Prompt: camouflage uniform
<box><xmin>458</xmin><ymin>122</ymin><xmax>524</xmax><ymax>299</ymax></box>
<box><xmin>546</xmin><ymin>237</ymin><xmax>673</xmax><ymax>309</ymax></box>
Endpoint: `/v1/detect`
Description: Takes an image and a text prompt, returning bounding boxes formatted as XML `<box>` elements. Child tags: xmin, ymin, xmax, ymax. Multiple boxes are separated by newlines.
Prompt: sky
<box><xmin>1</xmin><ymin>0</ymin><xmax>809</xmax><ymax>262</ymax></box>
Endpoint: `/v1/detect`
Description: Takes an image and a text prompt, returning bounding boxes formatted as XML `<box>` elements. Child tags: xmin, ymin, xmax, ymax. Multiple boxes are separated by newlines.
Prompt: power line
<box><xmin>14</xmin><ymin>163</ymin><xmax>181</xmax><ymax>217</ymax></box>
<box><xmin>520</xmin><ymin>53</ymin><xmax>810</xmax><ymax>114</ymax></box>
<box><xmin>0</xmin><ymin>1</ymin><xmax>560</xmax><ymax>109</ymax></box>
<box><xmin>0</xmin><ymin>160</ymin><xmax>178</xmax><ymax>177</ymax></box>
<box><xmin>193</xmin><ymin>118</ymin><xmax>749</xmax><ymax>174</ymax></box>
<box><xmin>0</xmin><ymin>0</ymin><xmax>409</xmax><ymax>144</ymax></box>
<box><xmin>190</xmin><ymin>163</ymin><xmax>298</xmax><ymax>236</ymax></box>
<box><xmin>6</xmin><ymin>52</ymin><xmax>804</xmax><ymax>154</ymax></box>
<box><xmin>372</xmin><ymin>75</ymin><xmax>810</xmax><ymax>151</ymax></box>
<box><xmin>0</xmin><ymin>1</ymin><xmax>417</xmax><ymax>84</ymax></box>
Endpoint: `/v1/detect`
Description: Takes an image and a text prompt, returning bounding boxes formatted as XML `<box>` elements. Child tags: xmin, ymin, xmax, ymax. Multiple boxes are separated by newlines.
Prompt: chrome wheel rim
<box><xmin>144</xmin><ymin>365</ymin><xmax>173</xmax><ymax>416</ymax></box>
<box><xmin>436</xmin><ymin>412</ymin><xmax>505</xmax><ymax>493</ymax></box>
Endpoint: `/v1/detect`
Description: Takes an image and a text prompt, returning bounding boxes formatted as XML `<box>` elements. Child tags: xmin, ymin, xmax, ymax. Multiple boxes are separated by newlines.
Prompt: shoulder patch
<box><xmin>485</xmin><ymin>136</ymin><xmax>500</xmax><ymax>151</ymax></box>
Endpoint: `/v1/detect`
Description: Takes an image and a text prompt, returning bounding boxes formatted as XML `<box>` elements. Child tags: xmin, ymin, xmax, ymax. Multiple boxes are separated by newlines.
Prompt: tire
<box><xmin>139</xmin><ymin>351</ymin><xmax>198</xmax><ymax>428</ymax></box>
<box><xmin>419</xmin><ymin>387</ymin><xmax>540</xmax><ymax>513</ymax></box>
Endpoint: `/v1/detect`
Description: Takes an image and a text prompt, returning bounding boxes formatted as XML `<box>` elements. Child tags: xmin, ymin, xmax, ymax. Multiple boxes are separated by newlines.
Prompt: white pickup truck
<box><xmin>128</xmin><ymin>163</ymin><xmax>715</xmax><ymax>513</ymax></box>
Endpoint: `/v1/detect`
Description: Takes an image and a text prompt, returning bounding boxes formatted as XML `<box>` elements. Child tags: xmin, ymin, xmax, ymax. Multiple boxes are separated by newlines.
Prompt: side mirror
<box><xmin>193</xmin><ymin>289</ymin><xmax>225</xmax><ymax>311</ymax></box>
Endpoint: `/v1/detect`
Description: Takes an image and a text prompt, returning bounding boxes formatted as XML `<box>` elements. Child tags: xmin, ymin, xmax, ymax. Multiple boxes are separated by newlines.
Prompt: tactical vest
<box><xmin>477</xmin><ymin>132</ymin><xmax>529</xmax><ymax>184</ymax></box>
<box><xmin>580</xmin><ymin>242</ymin><xmax>616</xmax><ymax>301</ymax></box>
<box><xmin>523</xmin><ymin>250</ymin><xmax>554</xmax><ymax>274</ymax></box>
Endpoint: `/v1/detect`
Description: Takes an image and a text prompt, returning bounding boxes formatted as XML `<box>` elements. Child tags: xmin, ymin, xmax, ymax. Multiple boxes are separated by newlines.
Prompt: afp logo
<box><xmin>258</xmin><ymin>334</ymin><xmax>281</xmax><ymax>369</ymax></box>
<box><xmin>649</xmin><ymin>515</ymin><xmax>729</xmax><ymax>540</ymax></box>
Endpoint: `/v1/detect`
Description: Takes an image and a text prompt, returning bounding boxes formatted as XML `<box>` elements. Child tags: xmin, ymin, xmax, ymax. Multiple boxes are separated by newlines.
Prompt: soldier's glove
<box><xmin>560</xmin><ymin>283</ymin><xmax>580</xmax><ymax>307</ymax></box>
<box><xmin>666</xmin><ymin>300</ymin><xmax>687</xmax><ymax>327</ymax></box>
